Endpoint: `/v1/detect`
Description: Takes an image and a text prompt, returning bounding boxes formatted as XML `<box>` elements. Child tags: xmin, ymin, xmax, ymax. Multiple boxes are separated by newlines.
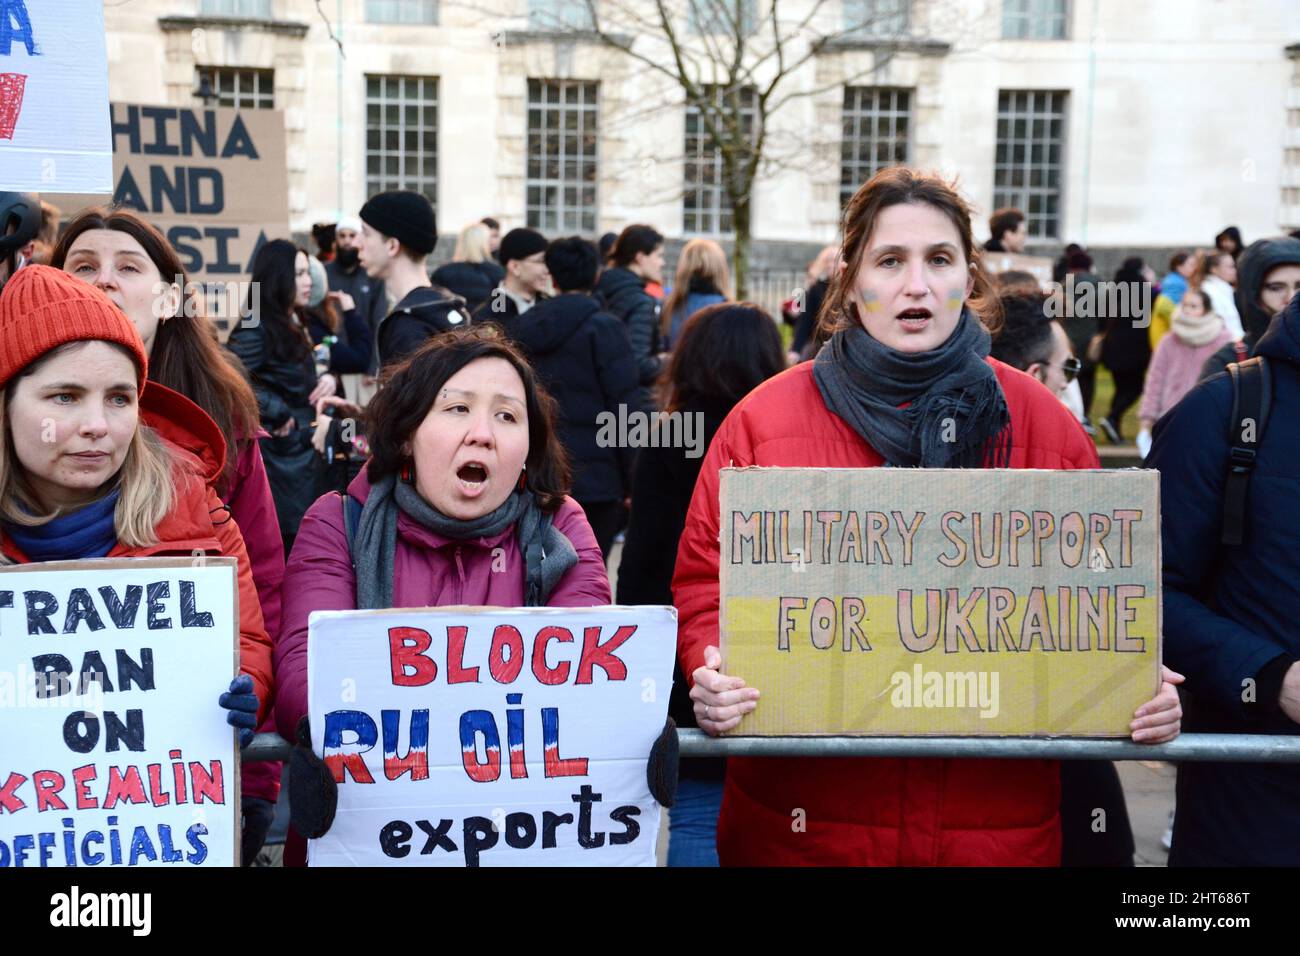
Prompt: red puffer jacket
<box><xmin>0</xmin><ymin>382</ymin><xmax>275</xmax><ymax>725</ymax></box>
<box><xmin>672</xmin><ymin>359</ymin><xmax>1101</xmax><ymax>866</ymax></box>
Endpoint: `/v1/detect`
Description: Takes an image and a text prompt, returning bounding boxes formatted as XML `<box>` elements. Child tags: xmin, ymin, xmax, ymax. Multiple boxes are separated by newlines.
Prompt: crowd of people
<box><xmin>0</xmin><ymin>166</ymin><xmax>1296</xmax><ymax>867</ymax></box>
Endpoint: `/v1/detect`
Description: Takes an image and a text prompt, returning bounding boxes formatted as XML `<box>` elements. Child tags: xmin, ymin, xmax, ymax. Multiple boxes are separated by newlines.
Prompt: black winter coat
<box><xmin>616</xmin><ymin>402</ymin><xmax>729</xmax><ymax>781</ymax></box>
<box><xmin>1147</xmin><ymin>293</ymin><xmax>1300</xmax><ymax>865</ymax></box>
<box><xmin>595</xmin><ymin>266</ymin><xmax>662</xmax><ymax>387</ymax></box>
<box><xmin>497</xmin><ymin>293</ymin><xmax>643</xmax><ymax>504</ymax></box>
<box><xmin>375</xmin><ymin>285</ymin><xmax>471</xmax><ymax>369</ymax></box>
<box><xmin>323</xmin><ymin>260</ymin><xmax>386</xmax><ymax>352</ymax></box>
<box><xmin>431</xmin><ymin>260</ymin><xmax>505</xmax><ymax>314</ymax></box>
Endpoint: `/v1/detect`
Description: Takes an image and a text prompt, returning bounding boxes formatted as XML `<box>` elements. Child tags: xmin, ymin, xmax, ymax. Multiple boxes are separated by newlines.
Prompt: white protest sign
<box><xmin>0</xmin><ymin>558</ymin><xmax>240</xmax><ymax>867</ymax></box>
<box><xmin>308</xmin><ymin>605</ymin><xmax>676</xmax><ymax>867</ymax></box>
<box><xmin>0</xmin><ymin>0</ymin><xmax>112</xmax><ymax>192</ymax></box>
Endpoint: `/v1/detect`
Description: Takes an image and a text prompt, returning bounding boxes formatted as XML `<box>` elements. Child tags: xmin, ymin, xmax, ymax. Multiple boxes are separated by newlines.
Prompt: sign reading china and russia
<box><xmin>0</xmin><ymin>0</ymin><xmax>111</xmax><ymax>192</ymax></box>
<box><xmin>308</xmin><ymin>606</ymin><xmax>676</xmax><ymax>867</ymax></box>
<box><xmin>0</xmin><ymin>559</ymin><xmax>241</xmax><ymax>867</ymax></box>
<box><xmin>720</xmin><ymin>468</ymin><xmax>1161</xmax><ymax>736</ymax></box>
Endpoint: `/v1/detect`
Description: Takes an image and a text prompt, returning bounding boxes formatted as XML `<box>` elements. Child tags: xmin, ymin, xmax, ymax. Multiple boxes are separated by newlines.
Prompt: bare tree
<box><xmin>538</xmin><ymin>0</ymin><xmax>937</xmax><ymax>296</ymax></box>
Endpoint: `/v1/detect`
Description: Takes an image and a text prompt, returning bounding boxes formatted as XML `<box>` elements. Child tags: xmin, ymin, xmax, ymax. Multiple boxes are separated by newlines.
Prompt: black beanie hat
<box><xmin>499</xmin><ymin>227</ymin><xmax>547</xmax><ymax>267</ymax></box>
<box><xmin>359</xmin><ymin>190</ymin><xmax>437</xmax><ymax>256</ymax></box>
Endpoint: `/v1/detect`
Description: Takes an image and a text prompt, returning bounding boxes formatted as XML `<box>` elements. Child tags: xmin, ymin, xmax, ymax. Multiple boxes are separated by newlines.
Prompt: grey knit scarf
<box><xmin>813</xmin><ymin>309</ymin><xmax>1012</xmax><ymax>468</ymax></box>
<box><xmin>353</xmin><ymin>473</ymin><xmax>577</xmax><ymax>610</ymax></box>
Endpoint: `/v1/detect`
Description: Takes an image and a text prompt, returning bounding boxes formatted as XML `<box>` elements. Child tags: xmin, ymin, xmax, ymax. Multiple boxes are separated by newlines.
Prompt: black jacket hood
<box><xmin>509</xmin><ymin>293</ymin><xmax>603</xmax><ymax>355</ymax></box>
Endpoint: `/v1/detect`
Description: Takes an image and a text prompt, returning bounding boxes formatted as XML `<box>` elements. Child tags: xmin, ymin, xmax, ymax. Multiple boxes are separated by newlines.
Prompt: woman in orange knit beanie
<box><xmin>0</xmin><ymin>265</ymin><xmax>274</xmax><ymax>749</ymax></box>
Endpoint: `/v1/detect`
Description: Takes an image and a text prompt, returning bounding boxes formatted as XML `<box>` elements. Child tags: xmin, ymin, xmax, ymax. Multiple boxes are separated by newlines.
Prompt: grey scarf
<box><xmin>353</xmin><ymin>473</ymin><xmax>577</xmax><ymax>610</ymax></box>
<box><xmin>813</xmin><ymin>309</ymin><xmax>1012</xmax><ymax>468</ymax></box>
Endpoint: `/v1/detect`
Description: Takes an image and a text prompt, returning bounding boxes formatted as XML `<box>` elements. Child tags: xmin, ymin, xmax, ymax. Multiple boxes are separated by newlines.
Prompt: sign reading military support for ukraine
<box><xmin>719</xmin><ymin>468</ymin><xmax>1161</xmax><ymax>736</ymax></box>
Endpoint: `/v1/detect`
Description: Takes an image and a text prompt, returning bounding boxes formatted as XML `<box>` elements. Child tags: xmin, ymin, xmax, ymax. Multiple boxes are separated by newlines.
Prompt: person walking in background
<box><xmin>1196</xmin><ymin>251</ymin><xmax>1244</xmax><ymax>340</ymax></box>
<box><xmin>984</xmin><ymin>207</ymin><xmax>1028</xmax><ymax>253</ymax></box>
<box><xmin>359</xmin><ymin>190</ymin><xmax>469</xmax><ymax>368</ymax></box>
<box><xmin>496</xmin><ymin>236</ymin><xmax>642</xmax><ymax>559</ymax></box>
<box><xmin>474</xmin><ymin>227</ymin><xmax>550</xmax><ymax>323</ymax></box>
<box><xmin>1200</xmin><ymin>236</ymin><xmax>1300</xmax><ymax>380</ymax></box>
<box><xmin>1096</xmin><ymin>257</ymin><xmax>1153</xmax><ymax>444</ymax></box>
<box><xmin>1136</xmin><ymin>289</ymin><xmax>1230</xmax><ymax>457</ymax></box>
<box><xmin>597</xmin><ymin>224</ymin><xmax>668</xmax><ymax>392</ymax></box>
<box><xmin>789</xmin><ymin>244</ymin><xmax>840</xmax><ymax>363</ymax></box>
<box><xmin>1148</xmin><ymin>251</ymin><xmax>1199</xmax><ymax>349</ymax></box>
<box><xmin>1057</xmin><ymin>249</ymin><xmax>1103</xmax><ymax>430</ymax></box>
<box><xmin>661</xmin><ymin>238</ymin><xmax>730</xmax><ymax>349</ymax></box>
<box><xmin>431</xmin><ymin>221</ymin><xmax>507</xmax><ymax>314</ymax></box>
<box><xmin>617</xmin><ymin>302</ymin><xmax>785</xmax><ymax>866</ymax></box>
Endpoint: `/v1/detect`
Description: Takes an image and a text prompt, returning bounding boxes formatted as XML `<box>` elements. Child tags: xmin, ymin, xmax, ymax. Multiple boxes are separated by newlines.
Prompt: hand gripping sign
<box><xmin>307</xmin><ymin>605</ymin><xmax>676</xmax><ymax>867</ymax></box>
<box><xmin>0</xmin><ymin>558</ymin><xmax>241</xmax><ymax>867</ymax></box>
<box><xmin>719</xmin><ymin>468</ymin><xmax>1161</xmax><ymax>736</ymax></box>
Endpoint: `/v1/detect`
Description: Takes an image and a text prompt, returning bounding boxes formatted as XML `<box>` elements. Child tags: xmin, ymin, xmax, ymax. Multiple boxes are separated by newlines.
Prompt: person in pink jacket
<box><xmin>52</xmin><ymin>208</ymin><xmax>287</xmax><ymax>863</ymax></box>
<box><xmin>275</xmin><ymin>327</ymin><xmax>615</xmax><ymax>864</ymax></box>
<box><xmin>1137</xmin><ymin>289</ymin><xmax>1232</xmax><ymax>456</ymax></box>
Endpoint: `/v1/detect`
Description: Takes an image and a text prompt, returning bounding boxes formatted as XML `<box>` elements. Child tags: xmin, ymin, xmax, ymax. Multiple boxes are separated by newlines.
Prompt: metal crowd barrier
<box><xmin>242</xmin><ymin>730</ymin><xmax>1300</xmax><ymax>764</ymax></box>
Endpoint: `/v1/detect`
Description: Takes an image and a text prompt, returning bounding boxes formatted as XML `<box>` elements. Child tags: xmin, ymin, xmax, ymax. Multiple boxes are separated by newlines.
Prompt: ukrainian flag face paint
<box><xmin>852</xmin><ymin>202</ymin><xmax>974</xmax><ymax>353</ymax></box>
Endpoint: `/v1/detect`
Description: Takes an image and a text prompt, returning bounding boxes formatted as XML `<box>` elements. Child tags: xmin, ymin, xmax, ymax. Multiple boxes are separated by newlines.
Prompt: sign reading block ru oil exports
<box><xmin>719</xmin><ymin>468</ymin><xmax>1161</xmax><ymax>736</ymax></box>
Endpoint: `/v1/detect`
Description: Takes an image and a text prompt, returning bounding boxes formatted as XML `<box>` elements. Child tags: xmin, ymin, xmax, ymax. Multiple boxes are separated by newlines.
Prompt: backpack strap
<box><xmin>1221</xmin><ymin>357</ymin><xmax>1271</xmax><ymax>546</ymax></box>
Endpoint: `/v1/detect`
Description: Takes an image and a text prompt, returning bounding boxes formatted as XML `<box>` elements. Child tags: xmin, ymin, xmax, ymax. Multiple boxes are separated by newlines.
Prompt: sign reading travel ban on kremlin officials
<box><xmin>719</xmin><ymin>468</ymin><xmax>1161</xmax><ymax>737</ymax></box>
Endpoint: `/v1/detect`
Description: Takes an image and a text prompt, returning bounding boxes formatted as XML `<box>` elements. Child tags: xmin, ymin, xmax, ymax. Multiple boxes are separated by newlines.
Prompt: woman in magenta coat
<box><xmin>673</xmin><ymin>167</ymin><xmax>1184</xmax><ymax>866</ymax></box>
<box><xmin>275</xmin><ymin>327</ymin><xmax>612</xmax><ymax>863</ymax></box>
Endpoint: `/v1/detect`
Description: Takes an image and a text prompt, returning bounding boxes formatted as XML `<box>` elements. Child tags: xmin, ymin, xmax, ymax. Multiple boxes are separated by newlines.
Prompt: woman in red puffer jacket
<box><xmin>673</xmin><ymin>168</ymin><xmax>1184</xmax><ymax>867</ymax></box>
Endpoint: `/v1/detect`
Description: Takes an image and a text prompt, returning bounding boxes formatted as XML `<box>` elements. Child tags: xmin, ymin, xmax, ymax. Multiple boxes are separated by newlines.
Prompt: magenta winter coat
<box><xmin>273</xmin><ymin>471</ymin><xmax>613</xmax><ymax>741</ymax></box>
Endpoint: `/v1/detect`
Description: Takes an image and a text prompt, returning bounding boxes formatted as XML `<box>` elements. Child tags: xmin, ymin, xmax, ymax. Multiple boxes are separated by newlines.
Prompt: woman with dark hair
<box><xmin>1215</xmin><ymin>226</ymin><xmax>1244</xmax><ymax>259</ymax></box>
<box><xmin>54</xmin><ymin>209</ymin><xmax>288</xmax><ymax>862</ymax></box>
<box><xmin>617</xmin><ymin>302</ymin><xmax>785</xmax><ymax>867</ymax></box>
<box><xmin>274</xmin><ymin>326</ymin><xmax>616</xmax><ymax>864</ymax></box>
<box><xmin>596</xmin><ymin>224</ymin><xmax>667</xmax><ymax>389</ymax></box>
<box><xmin>673</xmin><ymin>167</ymin><xmax>1184</xmax><ymax>866</ymax></box>
<box><xmin>228</xmin><ymin>239</ymin><xmax>334</xmax><ymax>551</ymax></box>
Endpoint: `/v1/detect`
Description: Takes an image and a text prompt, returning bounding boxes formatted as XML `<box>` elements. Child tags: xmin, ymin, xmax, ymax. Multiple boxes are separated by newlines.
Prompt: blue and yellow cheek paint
<box><xmin>946</xmin><ymin>288</ymin><xmax>965</xmax><ymax>311</ymax></box>
<box><xmin>861</xmin><ymin>289</ymin><xmax>883</xmax><ymax>313</ymax></box>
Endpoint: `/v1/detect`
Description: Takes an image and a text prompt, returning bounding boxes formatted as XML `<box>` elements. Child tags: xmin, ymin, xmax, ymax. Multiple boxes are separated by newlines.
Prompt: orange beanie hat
<box><xmin>0</xmin><ymin>265</ymin><xmax>149</xmax><ymax>391</ymax></box>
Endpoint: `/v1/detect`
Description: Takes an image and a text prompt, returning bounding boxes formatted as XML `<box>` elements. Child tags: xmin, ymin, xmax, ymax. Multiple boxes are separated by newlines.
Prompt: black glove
<box><xmin>219</xmin><ymin>674</ymin><xmax>260</xmax><ymax>748</ymax></box>
<box><xmin>646</xmin><ymin>717</ymin><xmax>679</xmax><ymax>809</ymax></box>
<box><xmin>240</xmin><ymin>796</ymin><xmax>276</xmax><ymax>865</ymax></box>
<box><xmin>289</xmin><ymin>715</ymin><xmax>338</xmax><ymax>840</ymax></box>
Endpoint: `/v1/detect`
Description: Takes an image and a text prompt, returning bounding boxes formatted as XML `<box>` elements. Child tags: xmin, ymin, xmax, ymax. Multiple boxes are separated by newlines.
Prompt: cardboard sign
<box><xmin>0</xmin><ymin>558</ymin><xmax>241</xmax><ymax>867</ymax></box>
<box><xmin>0</xmin><ymin>0</ymin><xmax>111</xmax><ymax>192</ymax></box>
<box><xmin>719</xmin><ymin>468</ymin><xmax>1161</xmax><ymax>736</ymax></box>
<box><xmin>983</xmin><ymin>252</ymin><xmax>1054</xmax><ymax>289</ymax></box>
<box><xmin>307</xmin><ymin>605</ymin><xmax>676</xmax><ymax>867</ymax></box>
<box><xmin>48</xmin><ymin>102</ymin><xmax>290</xmax><ymax>336</ymax></box>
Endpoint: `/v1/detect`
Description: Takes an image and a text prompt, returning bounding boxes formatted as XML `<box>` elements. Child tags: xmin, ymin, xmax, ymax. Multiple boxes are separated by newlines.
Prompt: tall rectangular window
<box><xmin>198</xmin><ymin>0</ymin><xmax>272</xmax><ymax>17</ymax></box>
<box><xmin>844</xmin><ymin>0</ymin><xmax>910</xmax><ymax>37</ymax></box>
<box><xmin>526</xmin><ymin>80</ymin><xmax>599</xmax><ymax>233</ymax></box>
<box><xmin>683</xmin><ymin>85</ymin><xmax>757</xmax><ymax>235</ymax></box>
<box><xmin>841</xmin><ymin>87</ymin><xmax>911</xmax><ymax>205</ymax></box>
<box><xmin>365</xmin><ymin>0</ymin><xmax>437</xmax><ymax>25</ymax></box>
<box><xmin>994</xmin><ymin>90</ymin><xmax>1067</xmax><ymax>239</ymax></box>
<box><xmin>528</xmin><ymin>0</ymin><xmax>594</xmax><ymax>30</ymax></box>
<box><xmin>196</xmin><ymin>67</ymin><xmax>275</xmax><ymax>109</ymax></box>
<box><xmin>689</xmin><ymin>0</ymin><xmax>758</xmax><ymax>36</ymax></box>
<box><xmin>1002</xmin><ymin>0</ymin><xmax>1069</xmax><ymax>39</ymax></box>
<box><xmin>365</xmin><ymin>75</ymin><xmax>438</xmax><ymax>209</ymax></box>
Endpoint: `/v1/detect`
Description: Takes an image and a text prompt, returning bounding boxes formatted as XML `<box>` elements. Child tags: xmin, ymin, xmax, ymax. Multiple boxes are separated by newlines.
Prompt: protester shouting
<box><xmin>672</xmin><ymin>167</ymin><xmax>1183</xmax><ymax>866</ymax></box>
<box><xmin>53</xmin><ymin>209</ymin><xmax>288</xmax><ymax>861</ymax></box>
<box><xmin>275</xmin><ymin>327</ymin><xmax>642</xmax><ymax>865</ymax></box>
<box><xmin>0</xmin><ymin>267</ymin><xmax>272</xmax><ymax>757</ymax></box>
<box><xmin>617</xmin><ymin>302</ymin><xmax>785</xmax><ymax>867</ymax></box>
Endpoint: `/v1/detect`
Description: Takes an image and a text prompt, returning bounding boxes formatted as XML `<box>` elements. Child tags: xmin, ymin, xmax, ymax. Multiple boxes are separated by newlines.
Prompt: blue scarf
<box><xmin>5</xmin><ymin>490</ymin><xmax>121</xmax><ymax>562</ymax></box>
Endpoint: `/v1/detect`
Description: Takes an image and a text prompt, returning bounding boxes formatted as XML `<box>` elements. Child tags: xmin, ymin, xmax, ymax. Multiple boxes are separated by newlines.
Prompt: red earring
<box><xmin>400</xmin><ymin>462</ymin><xmax>413</xmax><ymax>484</ymax></box>
<box><xmin>517</xmin><ymin>466</ymin><xmax>528</xmax><ymax>492</ymax></box>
